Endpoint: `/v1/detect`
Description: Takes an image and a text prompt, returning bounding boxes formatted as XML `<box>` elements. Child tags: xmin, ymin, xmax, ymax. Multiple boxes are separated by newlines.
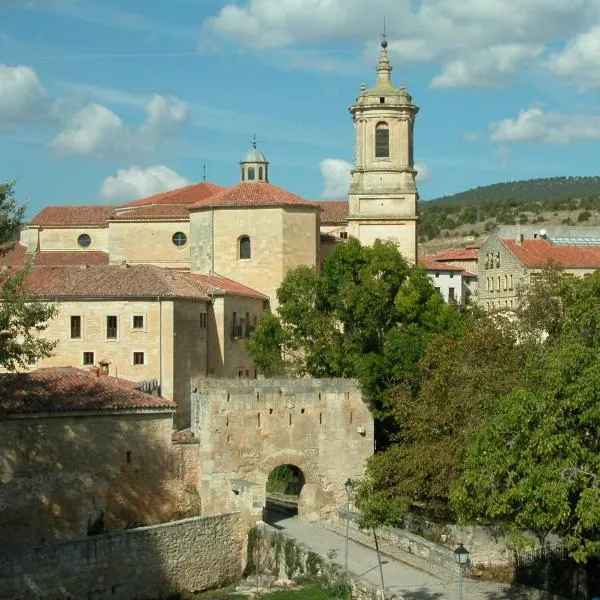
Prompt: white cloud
<box><xmin>415</xmin><ymin>163</ymin><xmax>431</xmax><ymax>182</ymax></box>
<box><xmin>203</xmin><ymin>0</ymin><xmax>600</xmax><ymax>86</ymax></box>
<box><xmin>100</xmin><ymin>165</ymin><xmax>191</xmax><ymax>201</ymax></box>
<box><xmin>490</xmin><ymin>106</ymin><xmax>600</xmax><ymax>144</ymax></box>
<box><xmin>547</xmin><ymin>25</ymin><xmax>600</xmax><ymax>89</ymax></box>
<box><xmin>51</xmin><ymin>94</ymin><xmax>189</xmax><ymax>159</ymax></box>
<box><xmin>430</xmin><ymin>44</ymin><xmax>543</xmax><ymax>88</ymax></box>
<box><xmin>319</xmin><ymin>158</ymin><xmax>352</xmax><ymax>198</ymax></box>
<box><xmin>0</xmin><ymin>64</ymin><xmax>47</xmax><ymax>132</ymax></box>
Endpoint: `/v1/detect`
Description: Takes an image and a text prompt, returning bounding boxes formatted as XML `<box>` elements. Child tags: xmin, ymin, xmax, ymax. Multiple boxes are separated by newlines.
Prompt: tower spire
<box><xmin>377</xmin><ymin>18</ymin><xmax>392</xmax><ymax>81</ymax></box>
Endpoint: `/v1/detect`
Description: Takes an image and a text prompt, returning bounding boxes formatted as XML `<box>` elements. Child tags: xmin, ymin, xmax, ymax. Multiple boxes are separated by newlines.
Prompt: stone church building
<box><xmin>5</xmin><ymin>41</ymin><xmax>420</xmax><ymax>424</ymax></box>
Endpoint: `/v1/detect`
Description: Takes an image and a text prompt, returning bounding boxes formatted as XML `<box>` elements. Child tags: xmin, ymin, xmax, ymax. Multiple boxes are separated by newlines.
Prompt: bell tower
<box><xmin>348</xmin><ymin>37</ymin><xmax>419</xmax><ymax>263</ymax></box>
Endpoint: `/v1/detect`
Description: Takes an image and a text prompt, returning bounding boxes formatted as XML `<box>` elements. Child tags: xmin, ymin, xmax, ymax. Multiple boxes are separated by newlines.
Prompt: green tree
<box><xmin>0</xmin><ymin>182</ymin><xmax>57</xmax><ymax>369</ymax></box>
<box><xmin>248</xmin><ymin>239</ymin><xmax>467</xmax><ymax>421</ymax></box>
<box><xmin>451</xmin><ymin>339</ymin><xmax>600</xmax><ymax>561</ymax></box>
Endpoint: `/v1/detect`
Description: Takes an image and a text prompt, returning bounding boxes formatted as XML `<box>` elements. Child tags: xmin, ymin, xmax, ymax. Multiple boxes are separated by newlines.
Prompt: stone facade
<box><xmin>190</xmin><ymin>378</ymin><xmax>374</xmax><ymax>524</ymax></box>
<box><xmin>0</xmin><ymin>407</ymin><xmax>201</xmax><ymax>544</ymax></box>
<box><xmin>0</xmin><ymin>514</ymin><xmax>244</xmax><ymax>600</ymax></box>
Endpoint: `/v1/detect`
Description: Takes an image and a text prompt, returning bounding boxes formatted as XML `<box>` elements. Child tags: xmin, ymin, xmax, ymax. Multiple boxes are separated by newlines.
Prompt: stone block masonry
<box><xmin>0</xmin><ymin>513</ymin><xmax>244</xmax><ymax>600</ymax></box>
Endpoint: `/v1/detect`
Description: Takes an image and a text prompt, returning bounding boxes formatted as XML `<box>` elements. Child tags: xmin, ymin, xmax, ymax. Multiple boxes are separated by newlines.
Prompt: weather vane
<box><xmin>381</xmin><ymin>17</ymin><xmax>388</xmax><ymax>48</ymax></box>
<box><xmin>252</xmin><ymin>133</ymin><xmax>257</xmax><ymax>148</ymax></box>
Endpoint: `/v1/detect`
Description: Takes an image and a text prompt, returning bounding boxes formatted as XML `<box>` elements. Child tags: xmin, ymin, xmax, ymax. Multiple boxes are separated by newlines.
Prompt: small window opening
<box><xmin>379</xmin><ymin>97</ymin><xmax>385</xmax><ymax>103</ymax></box>
<box><xmin>319</xmin><ymin>412</ymin><xmax>322</xmax><ymax>425</ymax></box>
<box><xmin>133</xmin><ymin>352</ymin><xmax>144</xmax><ymax>365</ymax></box>
<box><xmin>350</xmin><ymin>412</ymin><xmax>353</xmax><ymax>425</ymax></box>
<box><xmin>375</xmin><ymin>122</ymin><xmax>390</xmax><ymax>158</ymax></box>
<box><xmin>239</xmin><ymin>235</ymin><xmax>251</xmax><ymax>259</ymax></box>
<box><xmin>257</xmin><ymin>413</ymin><xmax>261</xmax><ymax>427</ymax></box>
<box><xmin>258</xmin><ymin>166</ymin><xmax>263</xmax><ymax>180</ymax></box>
<box><xmin>83</xmin><ymin>351</ymin><xmax>94</xmax><ymax>366</ymax></box>
<box><xmin>301</xmin><ymin>408</ymin><xmax>305</xmax><ymax>414</ymax></box>
<box><xmin>248</xmin><ymin>166</ymin><xmax>256</xmax><ymax>180</ymax></box>
<box><xmin>70</xmin><ymin>315</ymin><xmax>81</xmax><ymax>339</ymax></box>
<box><xmin>289</xmin><ymin>413</ymin><xmax>292</xmax><ymax>426</ymax></box>
<box><xmin>133</xmin><ymin>315</ymin><xmax>144</xmax><ymax>329</ymax></box>
<box><xmin>126</xmin><ymin>451</ymin><xmax>132</xmax><ymax>464</ymax></box>
<box><xmin>269</xmin><ymin>408</ymin><xmax>273</xmax><ymax>415</ymax></box>
<box><xmin>106</xmin><ymin>315</ymin><xmax>117</xmax><ymax>339</ymax></box>
<box><xmin>226</xmin><ymin>415</ymin><xmax>229</xmax><ymax>427</ymax></box>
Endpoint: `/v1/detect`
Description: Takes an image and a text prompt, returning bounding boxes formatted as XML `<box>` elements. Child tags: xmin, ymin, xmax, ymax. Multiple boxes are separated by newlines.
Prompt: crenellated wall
<box><xmin>190</xmin><ymin>378</ymin><xmax>374</xmax><ymax>524</ymax></box>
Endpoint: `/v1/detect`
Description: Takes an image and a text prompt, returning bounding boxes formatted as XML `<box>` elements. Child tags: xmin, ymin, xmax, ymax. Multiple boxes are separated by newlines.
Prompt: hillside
<box><xmin>419</xmin><ymin>176</ymin><xmax>600</xmax><ymax>243</ymax></box>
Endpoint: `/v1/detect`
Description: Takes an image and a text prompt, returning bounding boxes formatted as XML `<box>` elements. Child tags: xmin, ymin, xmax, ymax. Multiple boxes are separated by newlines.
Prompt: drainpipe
<box><xmin>210</xmin><ymin>209</ymin><xmax>215</xmax><ymax>275</ymax></box>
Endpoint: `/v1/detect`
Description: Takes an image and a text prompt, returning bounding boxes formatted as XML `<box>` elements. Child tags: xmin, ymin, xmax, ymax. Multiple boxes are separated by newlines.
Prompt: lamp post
<box><xmin>344</xmin><ymin>478</ymin><xmax>353</xmax><ymax>578</ymax></box>
<box><xmin>453</xmin><ymin>543</ymin><xmax>469</xmax><ymax>600</ymax></box>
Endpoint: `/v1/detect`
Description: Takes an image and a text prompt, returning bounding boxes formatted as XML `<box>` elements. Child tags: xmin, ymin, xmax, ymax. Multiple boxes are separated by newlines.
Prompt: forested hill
<box><xmin>419</xmin><ymin>176</ymin><xmax>600</xmax><ymax>242</ymax></box>
<box><xmin>428</xmin><ymin>176</ymin><xmax>600</xmax><ymax>206</ymax></box>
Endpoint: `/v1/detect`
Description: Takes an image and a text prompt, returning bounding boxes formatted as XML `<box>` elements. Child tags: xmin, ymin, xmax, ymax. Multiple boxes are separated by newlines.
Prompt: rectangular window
<box><xmin>106</xmin><ymin>315</ymin><xmax>117</xmax><ymax>339</ymax></box>
<box><xmin>449</xmin><ymin>273</ymin><xmax>454</xmax><ymax>279</ymax></box>
<box><xmin>133</xmin><ymin>315</ymin><xmax>144</xmax><ymax>329</ymax></box>
<box><xmin>83</xmin><ymin>351</ymin><xmax>94</xmax><ymax>365</ymax></box>
<box><xmin>199</xmin><ymin>312</ymin><xmax>207</xmax><ymax>338</ymax></box>
<box><xmin>133</xmin><ymin>352</ymin><xmax>144</xmax><ymax>365</ymax></box>
<box><xmin>232</xmin><ymin>312</ymin><xmax>237</xmax><ymax>338</ymax></box>
<box><xmin>339</xmin><ymin>231</ymin><xmax>348</xmax><ymax>239</ymax></box>
<box><xmin>448</xmin><ymin>287</ymin><xmax>456</xmax><ymax>302</ymax></box>
<box><xmin>70</xmin><ymin>315</ymin><xmax>81</xmax><ymax>339</ymax></box>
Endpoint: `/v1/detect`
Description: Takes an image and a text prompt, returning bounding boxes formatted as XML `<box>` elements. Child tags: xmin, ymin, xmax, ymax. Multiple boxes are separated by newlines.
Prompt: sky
<box><xmin>1</xmin><ymin>0</ymin><xmax>600</xmax><ymax>218</ymax></box>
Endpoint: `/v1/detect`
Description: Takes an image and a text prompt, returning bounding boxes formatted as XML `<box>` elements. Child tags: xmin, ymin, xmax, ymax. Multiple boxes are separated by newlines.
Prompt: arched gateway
<box><xmin>190</xmin><ymin>379</ymin><xmax>374</xmax><ymax>525</ymax></box>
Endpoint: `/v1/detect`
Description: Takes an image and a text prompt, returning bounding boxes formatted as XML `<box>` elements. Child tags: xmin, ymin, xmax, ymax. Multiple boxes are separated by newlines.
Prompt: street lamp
<box><xmin>453</xmin><ymin>543</ymin><xmax>469</xmax><ymax>600</ymax></box>
<box><xmin>344</xmin><ymin>478</ymin><xmax>353</xmax><ymax>577</ymax></box>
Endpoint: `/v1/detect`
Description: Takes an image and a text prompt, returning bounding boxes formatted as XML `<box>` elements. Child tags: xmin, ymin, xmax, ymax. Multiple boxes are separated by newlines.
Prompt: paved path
<box><xmin>270</xmin><ymin>516</ymin><xmax>533</xmax><ymax>600</ymax></box>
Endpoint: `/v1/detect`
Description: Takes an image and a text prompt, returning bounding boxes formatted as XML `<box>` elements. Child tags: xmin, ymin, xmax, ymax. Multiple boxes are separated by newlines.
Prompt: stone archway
<box><xmin>256</xmin><ymin>450</ymin><xmax>323</xmax><ymax>522</ymax></box>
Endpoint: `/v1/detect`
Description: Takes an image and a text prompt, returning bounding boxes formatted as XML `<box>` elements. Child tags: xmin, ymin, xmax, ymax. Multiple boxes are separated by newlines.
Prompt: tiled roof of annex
<box><xmin>109</xmin><ymin>204</ymin><xmax>191</xmax><ymax>222</ymax></box>
<box><xmin>188</xmin><ymin>182</ymin><xmax>319</xmax><ymax>210</ymax></box>
<box><xmin>29</xmin><ymin>205</ymin><xmax>118</xmax><ymax>227</ymax></box>
<box><xmin>0</xmin><ymin>244</ymin><xmax>109</xmax><ymax>268</ymax></box>
<box><xmin>122</xmin><ymin>182</ymin><xmax>224</xmax><ymax>207</ymax></box>
<box><xmin>419</xmin><ymin>256</ymin><xmax>465</xmax><ymax>272</ymax></box>
<box><xmin>502</xmin><ymin>238</ymin><xmax>600</xmax><ymax>269</ymax></box>
<box><xmin>432</xmin><ymin>247</ymin><xmax>479</xmax><ymax>261</ymax></box>
<box><xmin>23</xmin><ymin>264</ymin><xmax>266</xmax><ymax>301</ymax></box>
<box><xmin>318</xmin><ymin>200</ymin><xmax>349</xmax><ymax>224</ymax></box>
<box><xmin>0</xmin><ymin>367</ymin><xmax>176</xmax><ymax>415</ymax></box>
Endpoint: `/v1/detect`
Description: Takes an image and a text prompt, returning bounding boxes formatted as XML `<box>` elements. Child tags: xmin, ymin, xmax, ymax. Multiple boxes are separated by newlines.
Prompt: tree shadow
<box><xmin>402</xmin><ymin>590</ymin><xmax>445</xmax><ymax>600</ymax></box>
<box><xmin>0</xmin><ymin>373</ymin><xmax>204</xmax><ymax>598</ymax></box>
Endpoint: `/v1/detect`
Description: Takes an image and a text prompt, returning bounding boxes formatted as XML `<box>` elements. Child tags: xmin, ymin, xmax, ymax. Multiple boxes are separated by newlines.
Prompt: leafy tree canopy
<box><xmin>248</xmin><ymin>238</ymin><xmax>467</xmax><ymax>420</ymax></box>
<box><xmin>0</xmin><ymin>182</ymin><xmax>57</xmax><ymax>370</ymax></box>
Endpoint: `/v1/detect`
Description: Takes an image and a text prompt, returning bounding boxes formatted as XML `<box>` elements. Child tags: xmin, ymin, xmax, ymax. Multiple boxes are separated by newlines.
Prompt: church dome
<box><xmin>241</xmin><ymin>146</ymin><xmax>267</xmax><ymax>164</ymax></box>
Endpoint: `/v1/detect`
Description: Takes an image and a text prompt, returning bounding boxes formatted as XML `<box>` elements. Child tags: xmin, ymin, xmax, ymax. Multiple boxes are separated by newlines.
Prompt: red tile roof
<box><xmin>318</xmin><ymin>200</ymin><xmax>349</xmax><ymax>224</ymax></box>
<box><xmin>502</xmin><ymin>239</ymin><xmax>600</xmax><ymax>269</ymax></box>
<box><xmin>110</xmin><ymin>205</ymin><xmax>190</xmax><ymax>222</ymax></box>
<box><xmin>25</xmin><ymin>265</ymin><xmax>211</xmax><ymax>300</ymax></box>
<box><xmin>122</xmin><ymin>182</ymin><xmax>224</xmax><ymax>207</ymax></box>
<box><xmin>189</xmin><ymin>182</ymin><xmax>319</xmax><ymax>210</ymax></box>
<box><xmin>22</xmin><ymin>265</ymin><xmax>267</xmax><ymax>301</ymax></box>
<box><xmin>419</xmin><ymin>256</ymin><xmax>465</xmax><ymax>272</ymax></box>
<box><xmin>35</xmin><ymin>251</ymin><xmax>109</xmax><ymax>266</ymax></box>
<box><xmin>180</xmin><ymin>273</ymin><xmax>268</xmax><ymax>300</ymax></box>
<box><xmin>0</xmin><ymin>242</ymin><xmax>27</xmax><ymax>266</ymax></box>
<box><xmin>29</xmin><ymin>206</ymin><xmax>117</xmax><ymax>227</ymax></box>
<box><xmin>0</xmin><ymin>367</ymin><xmax>175</xmax><ymax>414</ymax></box>
<box><xmin>432</xmin><ymin>248</ymin><xmax>479</xmax><ymax>261</ymax></box>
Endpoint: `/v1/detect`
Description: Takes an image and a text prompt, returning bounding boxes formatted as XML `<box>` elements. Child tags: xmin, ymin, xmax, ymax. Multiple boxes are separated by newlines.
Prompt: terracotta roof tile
<box><xmin>502</xmin><ymin>238</ymin><xmax>600</xmax><ymax>269</ymax></box>
<box><xmin>110</xmin><ymin>205</ymin><xmax>190</xmax><ymax>222</ymax></box>
<box><xmin>433</xmin><ymin>248</ymin><xmax>479</xmax><ymax>261</ymax></box>
<box><xmin>35</xmin><ymin>251</ymin><xmax>109</xmax><ymax>266</ymax></box>
<box><xmin>25</xmin><ymin>265</ymin><xmax>211</xmax><ymax>300</ymax></box>
<box><xmin>189</xmin><ymin>182</ymin><xmax>319</xmax><ymax>210</ymax></box>
<box><xmin>177</xmin><ymin>273</ymin><xmax>268</xmax><ymax>300</ymax></box>
<box><xmin>318</xmin><ymin>200</ymin><xmax>349</xmax><ymax>223</ymax></box>
<box><xmin>0</xmin><ymin>367</ymin><xmax>175</xmax><ymax>414</ymax></box>
<box><xmin>29</xmin><ymin>206</ymin><xmax>117</xmax><ymax>227</ymax></box>
<box><xmin>419</xmin><ymin>256</ymin><xmax>465</xmax><ymax>272</ymax></box>
<box><xmin>0</xmin><ymin>242</ymin><xmax>27</xmax><ymax>267</ymax></box>
<box><xmin>122</xmin><ymin>182</ymin><xmax>224</xmax><ymax>207</ymax></box>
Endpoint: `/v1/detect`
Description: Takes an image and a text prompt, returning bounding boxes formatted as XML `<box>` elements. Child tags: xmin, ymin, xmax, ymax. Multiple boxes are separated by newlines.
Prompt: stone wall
<box><xmin>0</xmin><ymin>411</ymin><xmax>200</xmax><ymax>544</ymax></box>
<box><xmin>191</xmin><ymin>378</ymin><xmax>374</xmax><ymax>523</ymax></box>
<box><xmin>0</xmin><ymin>513</ymin><xmax>244</xmax><ymax>600</ymax></box>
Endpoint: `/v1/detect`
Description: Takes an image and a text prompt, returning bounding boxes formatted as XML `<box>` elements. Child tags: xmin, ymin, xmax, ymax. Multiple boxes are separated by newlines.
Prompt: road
<box><xmin>269</xmin><ymin>515</ymin><xmax>536</xmax><ymax>600</ymax></box>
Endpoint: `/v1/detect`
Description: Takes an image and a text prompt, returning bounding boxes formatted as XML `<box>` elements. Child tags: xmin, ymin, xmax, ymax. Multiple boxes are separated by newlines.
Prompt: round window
<box><xmin>172</xmin><ymin>232</ymin><xmax>187</xmax><ymax>247</ymax></box>
<box><xmin>78</xmin><ymin>233</ymin><xmax>91</xmax><ymax>248</ymax></box>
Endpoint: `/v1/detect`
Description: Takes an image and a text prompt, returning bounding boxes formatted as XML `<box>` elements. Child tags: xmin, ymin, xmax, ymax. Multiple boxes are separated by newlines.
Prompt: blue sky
<box><xmin>1</xmin><ymin>0</ymin><xmax>600</xmax><ymax>217</ymax></box>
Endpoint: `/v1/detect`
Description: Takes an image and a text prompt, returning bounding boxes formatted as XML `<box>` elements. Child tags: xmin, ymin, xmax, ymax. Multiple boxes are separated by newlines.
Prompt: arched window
<box><xmin>258</xmin><ymin>166</ymin><xmax>263</xmax><ymax>180</ymax></box>
<box><xmin>248</xmin><ymin>167</ymin><xmax>256</xmax><ymax>181</ymax></box>
<box><xmin>239</xmin><ymin>235</ymin><xmax>251</xmax><ymax>259</ymax></box>
<box><xmin>241</xmin><ymin>167</ymin><xmax>245</xmax><ymax>181</ymax></box>
<box><xmin>375</xmin><ymin>122</ymin><xmax>389</xmax><ymax>158</ymax></box>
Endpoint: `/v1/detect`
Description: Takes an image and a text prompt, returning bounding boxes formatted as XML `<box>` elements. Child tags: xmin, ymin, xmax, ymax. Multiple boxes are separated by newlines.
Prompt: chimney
<box><xmin>88</xmin><ymin>366</ymin><xmax>101</xmax><ymax>379</ymax></box>
<box><xmin>516</xmin><ymin>222</ymin><xmax>521</xmax><ymax>245</ymax></box>
<box><xmin>98</xmin><ymin>359</ymin><xmax>110</xmax><ymax>377</ymax></box>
